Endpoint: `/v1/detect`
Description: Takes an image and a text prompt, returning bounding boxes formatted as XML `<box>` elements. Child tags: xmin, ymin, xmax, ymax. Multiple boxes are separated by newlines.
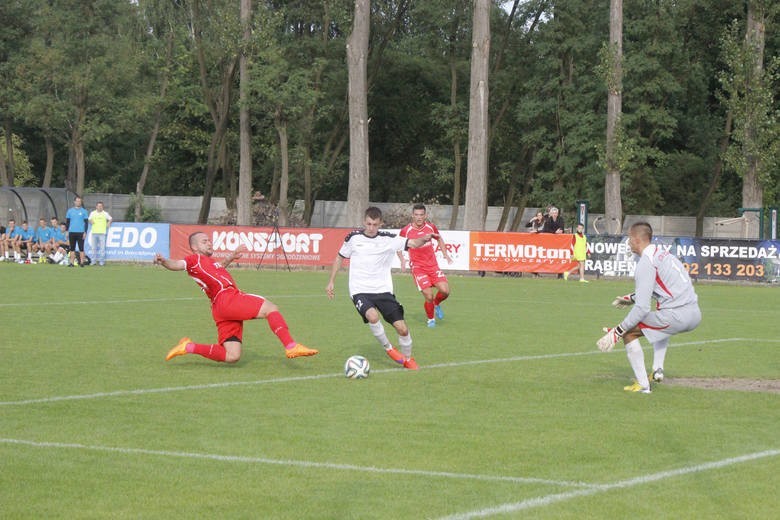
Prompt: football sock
<box><xmin>434</xmin><ymin>292</ymin><xmax>448</xmax><ymax>305</ymax></box>
<box><xmin>369</xmin><ymin>321</ymin><xmax>391</xmax><ymax>348</ymax></box>
<box><xmin>652</xmin><ymin>338</ymin><xmax>669</xmax><ymax>371</ymax></box>
<box><xmin>625</xmin><ymin>339</ymin><xmax>650</xmax><ymax>388</ymax></box>
<box><xmin>267</xmin><ymin>311</ymin><xmax>296</xmax><ymax>349</ymax></box>
<box><xmin>424</xmin><ymin>301</ymin><xmax>435</xmax><ymax>319</ymax></box>
<box><xmin>188</xmin><ymin>342</ymin><xmax>227</xmax><ymax>362</ymax></box>
<box><xmin>398</xmin><ymin>333</ymin><xmax>412</xmax><ymax>358</ymax></box>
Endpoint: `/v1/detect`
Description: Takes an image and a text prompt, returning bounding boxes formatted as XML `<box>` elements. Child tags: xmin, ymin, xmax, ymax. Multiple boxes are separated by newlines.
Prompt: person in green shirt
<box><xmin>564</xmin><ymin>222</ymin><xmax>589</xmax><ymax>282</ymax></box>
<box><xmin>88</xmin><ymin>201</ymin><xmax>112</xmax><ymax>266</ymax></box>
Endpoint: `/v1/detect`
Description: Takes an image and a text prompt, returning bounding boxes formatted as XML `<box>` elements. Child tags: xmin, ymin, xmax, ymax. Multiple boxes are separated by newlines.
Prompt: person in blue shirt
<box><xmin>66</xmin><ymin>196</ymin><xmax>90</xmax><ymax>267</ymax></box>
<box><xmin>3</xmin><ymin>219</ymin><xmax>20</xmax><ymax>261</ymax></box>
<box><xmin>18</xmin><ymin>221</ymin><xmax>36</xmax><ymax>262</ymax></box>
<box><xmin>33</xmin><ymin>217</ymin><xmax>53</xmax><ymax>261</ymax></box>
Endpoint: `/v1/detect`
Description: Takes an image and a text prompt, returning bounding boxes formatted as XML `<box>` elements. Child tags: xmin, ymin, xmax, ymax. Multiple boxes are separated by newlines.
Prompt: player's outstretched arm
<box><xmin>154</xmin><ymin>253</ymin><xmax>186</xmax><ymax>271</ymax></box>
<box><xmin>407</xmin><ymin>233</ymin><xmax>438</xmax><ymax>249</ymax></box>
<box><xmin>396</xmin><ymin>250</ymin><xmax>406</xmax><ymax>272</ymax></box>
<box><xmin>436</xmin><ymin>236</ymin><xmax>453</xmax><ymax>264</ymax></box>
<box><xmin>223</xmin><ymin>245</ymin><xmax>247</xmax><ymax>268</ymax></box>
<box><xmin>325</xmin><ymin>256</ymin><xmax>343</xmax><ymax>300</ymax></box>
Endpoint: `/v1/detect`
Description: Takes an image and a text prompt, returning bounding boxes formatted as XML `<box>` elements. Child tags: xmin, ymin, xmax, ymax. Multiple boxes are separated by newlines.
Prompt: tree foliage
<box><xmin>1</xmin><ymin>0</ymin><xmax>778</xmax><ymax>225</ymax></box>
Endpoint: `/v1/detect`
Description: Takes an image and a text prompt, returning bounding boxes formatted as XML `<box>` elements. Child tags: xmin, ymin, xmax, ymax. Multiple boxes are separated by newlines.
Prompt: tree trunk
<box><xmin>696</xmin><ymin>111</ymin><xmax>732</xmax><ymax>236</ymax></box>
<box><xmin>448</xmin><ymin>25</ymin><xmax>462</xmax><ymax>230</ymax></box>
<box><xmin>3</xmin><ymin>119</ymin><xmax>15</xmax><ymax>185</ymax></box>
<box><xmin>346</xmin><ymin>0</ymin><xmax>370</xmax><ymax>227</ymax></box>
<box><xmin>604</xmin><ymin>0</ymin><xmax>623</xmax><ymax>234</ymax></box>
<box><xmin>42</xmin><ymin>134</ymin><xmax>54</xmax><ymax>188</ymax></box>
<box><xmin>0</xmin><ymin>127</ymin><xmax>9</xmax><ymax>187</ymax></box>
<box><xmin>741</xmin><ymin>1</ymin><xmax>765</xmax><ymax>238</ymax></box>
<box><xmin>237</xmin><ymin>0</ymin><xmax>253</xmax><ymax>226</ymax></box>
<box><xmin>302</xmin><ymin>144</ymin><xmax>313</xmax><ymax>225</ymax></box>
<box><xmin>66</xmin><ymin>143</ymin><xmax>75</xmax><ymax>192</ymax></box>
<box><xmin>275</xmin><ymin>109</ymin><xmax>290</xmax><ymax>226</ymax></box>
<box><xmin>222</xmin><ymin>138</ymin><xmax>237</xmax><ymax>214</ymax></box>
<box><xmin>463</xmin><ymin>0</ymin><xmax>490</xmax><ymax>231</ymax></box>
<box><xmin>136</xmin><ymin>31</ymin><xmax>174</xmax><ymax>222</ymax></box>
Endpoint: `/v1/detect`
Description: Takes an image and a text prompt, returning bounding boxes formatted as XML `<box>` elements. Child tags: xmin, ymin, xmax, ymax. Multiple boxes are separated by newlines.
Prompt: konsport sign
<box><xmin>468</xmin><ymin>232</ymin><xmax>576</xmax><ymax>273</ymax></box>
<box><xmin>170</xmin><ymin>224</ymin><xmax>344</xmax><ymax>267</ymax></box>
<box><xmin>90</xmin><ymin>222</ymin><xmax>170</xmax><ymax>261</ymax></box>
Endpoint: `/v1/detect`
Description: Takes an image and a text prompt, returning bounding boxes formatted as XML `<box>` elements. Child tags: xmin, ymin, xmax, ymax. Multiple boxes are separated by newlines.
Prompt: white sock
<box><xmin>625</xmin><ymin>339</ymin><xmax>650</xmax><ymax>388</ymax></box>
<box><xmin>652</xmin><ymin>338</ymin><xmax>669</xmax><ymax>372</ymax></box>
<box><xmin>368</xmin><ymin>321</ymin><xmax>391</xmax><ymax>349</ymax></box>
<box><xmin>398</xmin><ymin>333</ymin><xmax>412</xmax><ymax>358</ymax></box>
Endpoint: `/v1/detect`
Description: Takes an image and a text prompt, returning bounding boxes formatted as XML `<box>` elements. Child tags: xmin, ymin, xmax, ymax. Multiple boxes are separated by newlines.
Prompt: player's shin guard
<box><xmin>434</xmin><ymin>291</ymin><xmax>448</xmax><ymax>305</ymax></box>
<box><xmin>191</xmin><ymin>343</ymin><xmax>227</xmax><ymax>362</ymax></box>
<box><xmin>267</xmin><ymin>311</ymin><xmax>295</xmax><ymax>349</ymax></box>
<box><xmin>398</xmin><ymin>333</ymin><xmax>412</xmax><ymax>358</ymax></box>
<box><xmin>625</xmin><ymin>339</ymin><xmax>650</xmax><ymax>388</ymax></box>
<box><xmin>424</xmin><ymin>301</ymin><xmax>435</xmax><ymax>319</ymax></box>
<box><xmin>368</xmin><ymin>321</ymin><xmax>390</xmax><ymax>348</ymax></box>
<box><xmin>652</xmin><ymin>338</ymin><xmax>669</xmax><ymax>372</ymax></box>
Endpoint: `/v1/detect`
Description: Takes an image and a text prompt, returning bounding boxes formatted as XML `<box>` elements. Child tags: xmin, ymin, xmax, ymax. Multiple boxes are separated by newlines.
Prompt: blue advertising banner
<box><xmin>585</xmin><ymin>235</ymin><xmax>780</xmax><ymax>283</ymax></box>
<box><xmin>87</xmin><ymin>222</ymin><xmax>170</xmax><ymax>262</ymax></box>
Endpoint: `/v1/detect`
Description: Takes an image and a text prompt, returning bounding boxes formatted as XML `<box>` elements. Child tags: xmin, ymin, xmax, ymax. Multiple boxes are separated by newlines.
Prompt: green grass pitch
<box><xmin>1</xmin><ymin>263</ymin><xmax>778</xmax><ymax>519</ymax></box>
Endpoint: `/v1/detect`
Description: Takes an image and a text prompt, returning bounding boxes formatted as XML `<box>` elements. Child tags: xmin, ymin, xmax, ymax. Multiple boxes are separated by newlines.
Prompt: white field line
<box><xmin>439</xmin><ymin>449</ymin><xmax>780</xmax><ymax>519</ymax></box>
<box><xmin>0</xmin><ymin>294</ymin><xmax>317</xmax><ymax>308</ymax></box>
<box><xmin>2</xmin><ymin>338</ymin><xmax>777</xmax><ymax>407</ymax></box>
<box><xmin>0</xmin><ymin>437</ymin><xmax>596</xmax><ymax>489</ymax></box>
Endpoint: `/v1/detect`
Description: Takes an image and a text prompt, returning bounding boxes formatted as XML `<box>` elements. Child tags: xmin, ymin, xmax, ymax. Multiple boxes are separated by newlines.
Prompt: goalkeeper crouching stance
<box><xmin>597</xmin><ymin>222</ymin><xmax>701</xmax><ymax>393</ymax></box>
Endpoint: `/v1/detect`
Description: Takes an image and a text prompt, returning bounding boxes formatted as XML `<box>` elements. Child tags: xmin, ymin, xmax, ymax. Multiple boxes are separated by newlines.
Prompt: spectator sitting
<box><xmin>33</xmin><ymin>217</ymin><xmax>54</xmax><ymax>262</ymax></box>
<box><xmin>542</xmin><ymin>206</ymin><xmax>565</xmax><ymax>234</ymax></box>
<box><xmin>525</xmin><ymin>211</ymin><xmax>546</xmax><ymax>233</ymax></box>
<box><xmin>4</xmin><ymin>219</ymin><xmax>20</xmax><ymax>262</ymax></box>
<box><xmin>18</xmin><ymin>221</ymin><xmax>36</xmax><ymax>262</ymax></box>
<box><xmin>0</xmin><ymin>222</ymin><xmax>6</xmax><ymax>260</ymax></box>
<box><xmin>49</xmin><ymin>222</ymin><xmax>71</xmax><ymax>265</ymax></box>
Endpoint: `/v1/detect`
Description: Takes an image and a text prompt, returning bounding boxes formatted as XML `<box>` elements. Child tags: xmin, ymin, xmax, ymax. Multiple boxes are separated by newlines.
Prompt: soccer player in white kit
<box><xmin>326</xmin><ymin>207</ymin><xmax>439</xmax><ymax>370</ymax></box>
<box><xmin>597</xmin><ymin>222</ymin><xmax>701</xmax><ymax>393</ymax></box>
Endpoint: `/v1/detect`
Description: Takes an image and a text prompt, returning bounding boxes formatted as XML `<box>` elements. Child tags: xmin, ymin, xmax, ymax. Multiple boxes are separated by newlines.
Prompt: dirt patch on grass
<box><xmin>666</xmin><ymin>378</ymin><xmax>780</xmax><ymax>394</ymax></box>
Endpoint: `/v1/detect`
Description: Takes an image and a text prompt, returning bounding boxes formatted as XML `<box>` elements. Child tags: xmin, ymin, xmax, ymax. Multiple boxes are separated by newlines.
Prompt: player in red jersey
<box><xmin>397</xmin><ymin>204</ymin><xmax>452</xmax><ymax>327</ymax></box>
<box><xmin>154</xmin><ymin>231</ymin><xmax>318</xmax><ymax>363</ymax></box>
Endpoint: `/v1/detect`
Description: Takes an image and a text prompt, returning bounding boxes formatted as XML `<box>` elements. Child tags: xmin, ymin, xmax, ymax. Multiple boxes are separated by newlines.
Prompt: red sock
<box><xmin>424</xmin><ymin>301</ymin><xmax>435</xmax><ymax>319</ymax></box>
<box><xmin>434</xmin><ymin>292</ymin><xmax>448</xmax><ymax>305</ymax></box>
<box><xmin>267</xmin><ymin>311</ymin><xmax>296</xmax><ymax>349</ymax></box>
<box><xmin>188</xmin><ymin>342</ymin><xmax>227</xmax><ymax>362</ymax></box>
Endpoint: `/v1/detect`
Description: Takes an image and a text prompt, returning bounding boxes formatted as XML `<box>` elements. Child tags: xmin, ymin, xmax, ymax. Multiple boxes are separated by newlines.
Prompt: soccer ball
<box><xmin>344</xmin><ymin>355</ymin><xmax>370</xmax><ymax>379</ymax></box>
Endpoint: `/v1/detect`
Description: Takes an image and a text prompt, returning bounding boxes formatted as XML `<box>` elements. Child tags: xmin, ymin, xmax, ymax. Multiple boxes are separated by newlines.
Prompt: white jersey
<box><xmin>338</xmin><ymin>230</ymin><xmax>408</xmax><ymax>296</ymax></box>
<box><xmin>621</xmin><ymin>243</ymin><xmax>699</xmax><ymax>332</ymax></box>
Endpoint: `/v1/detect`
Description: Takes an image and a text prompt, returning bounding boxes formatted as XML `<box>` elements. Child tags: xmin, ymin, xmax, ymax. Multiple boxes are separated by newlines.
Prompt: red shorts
<box><xmin>211</xmin><ymin>289</ymin><xmax>265</xmax><ymax>344</ymax></box>
<box><xmin>411</xmin><ymin>266</ymin><xmax>447</xmax><ymax>291</ymax></box>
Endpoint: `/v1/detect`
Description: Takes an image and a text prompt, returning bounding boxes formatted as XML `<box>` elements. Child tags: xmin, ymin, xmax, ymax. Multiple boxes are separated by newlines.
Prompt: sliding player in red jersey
<box><xmin>154</xmin><ymin>231</ymin><xmax>318</xmax><ymax>364</ymax></box>
<box><xmin>398</xmin><ymin>204</ymin><xmax>452</xmax><ymax>328</ymax></box>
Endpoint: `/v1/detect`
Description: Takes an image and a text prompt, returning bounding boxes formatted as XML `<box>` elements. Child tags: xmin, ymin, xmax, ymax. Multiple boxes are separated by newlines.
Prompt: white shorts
<box><xmin>636</xmin><ymin>304</ymin><xmax>701</xmax><ymax>343</ymax></box>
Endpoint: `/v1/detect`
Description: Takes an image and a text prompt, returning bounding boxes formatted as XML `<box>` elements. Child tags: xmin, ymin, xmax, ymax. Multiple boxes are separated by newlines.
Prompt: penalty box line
<box><xmin>0</xmin><ymin>437</ymin><xmax>596</xmax><ymax>490</ymax></box>
<box><xmin>0</xmin><ymin>338</ymin><xmax>773</xmax><ymax>407</ymax></box>
<box><xmin>439</xmin><ymin>448</ymin><xmax>780</xmax><ymax>519</ymax></box>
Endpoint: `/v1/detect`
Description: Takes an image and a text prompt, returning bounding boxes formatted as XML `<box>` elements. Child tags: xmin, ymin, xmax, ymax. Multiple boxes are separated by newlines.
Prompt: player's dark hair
<box><xmin>630</xmin><ymin>221</ymin><xmax>653</xmax><ymax>240</ymax></box>
<box><xmin>412</xmin><ymin>203</ymin><xmax>426</xmax><ymax>212</ymax></box>
<box><xmin>365</xmin><ymin>206</ymin><xmax>383</xmax><ymax>220</ymax></box>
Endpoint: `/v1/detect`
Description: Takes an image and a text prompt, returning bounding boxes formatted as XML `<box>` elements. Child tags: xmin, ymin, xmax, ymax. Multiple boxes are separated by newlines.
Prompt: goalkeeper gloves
<box><xmin>597</xmin><ymin>325</ymin><xmax>625</xmax><ymax>352</ymax></box>
<box><xmin>612</xmin><ymin>293</ymin><xmax>635</xmax><ymax>308</ymax></box>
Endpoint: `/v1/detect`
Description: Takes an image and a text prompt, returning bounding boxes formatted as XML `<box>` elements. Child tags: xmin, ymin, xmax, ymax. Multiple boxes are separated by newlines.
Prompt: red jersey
<box><xmin>399</xmin><ymin>221</ymin><xmax>440</xmax><ymax>271</ymax></box>
<box><xmin>185</xmin><ymin>254</ymin><xmax>237</xmax><ymax>302</ymax></box>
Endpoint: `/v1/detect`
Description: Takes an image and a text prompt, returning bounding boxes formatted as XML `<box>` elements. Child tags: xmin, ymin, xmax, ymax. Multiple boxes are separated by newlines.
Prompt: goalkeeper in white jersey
<box><xmin>597</xmin><ymin>222</ymin><xmax>702</xmax><ymax>393</ymax></box>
